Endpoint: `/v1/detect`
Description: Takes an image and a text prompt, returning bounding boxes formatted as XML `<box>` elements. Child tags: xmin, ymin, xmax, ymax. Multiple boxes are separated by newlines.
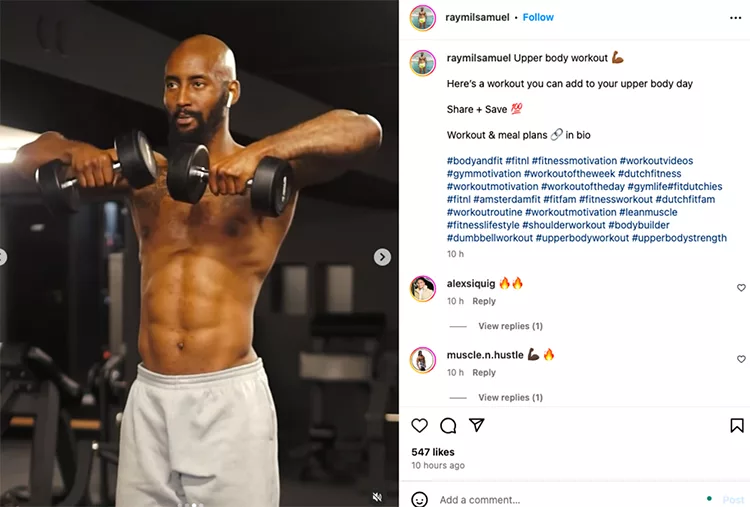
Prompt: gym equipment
<box><xmin>0</xmin><ymin>343</ymin><xmax>94</xmax><ymax>506</ymax></box>
<box><xmin>292</xmin><ymin>313</ymin><xmax>386</xmax><ymax>482</ymax></box>
<box><xmin>166</xmin><ymin>143</ymin><xmax>294</xmax><ymax>217</ymax></box>
<box><xmin>86</xmin><ymin>351</ymin><xmax>128</xmax><ymax>408</ymax></box>
<box><xmin>88</xmin><ymin>352</ymin><xmax>127</xmax><ymax>506</ymax></box>
<box><xmin>361</xmin><ymin>350</ymin><xmax>398</xmax><ymax>495</ymax></box>
<box><xmin>35</xmin><ymin>130</ymin><xmax>158</xmax><ymax>214</ymax></box>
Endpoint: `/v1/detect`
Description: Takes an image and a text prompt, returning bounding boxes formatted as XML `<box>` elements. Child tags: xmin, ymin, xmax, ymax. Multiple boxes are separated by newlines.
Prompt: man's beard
<box><xmin>166</xmin><ymin>88</ymin><xmax>229</xmax><ymax>148</ymax></box>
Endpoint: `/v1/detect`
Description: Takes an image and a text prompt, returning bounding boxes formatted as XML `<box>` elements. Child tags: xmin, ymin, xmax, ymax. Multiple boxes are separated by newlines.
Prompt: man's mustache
<box><xmin>171</xmin><ymin>110</ymin><xmax>201</xmax><ymax>121</ymax></box>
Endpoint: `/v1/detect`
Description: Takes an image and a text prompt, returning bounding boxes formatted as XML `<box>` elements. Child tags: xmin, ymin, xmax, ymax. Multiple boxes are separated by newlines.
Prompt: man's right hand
<box><xmin>68</xmin><ymin>142</ymin><xmax>117</xmax><ymax>188</ymax></box>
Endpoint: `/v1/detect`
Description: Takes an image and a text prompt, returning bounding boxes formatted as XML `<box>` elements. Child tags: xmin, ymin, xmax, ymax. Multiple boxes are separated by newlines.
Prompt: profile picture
<box><xmin>410</xmin><ymin>5</ymin><xmax>436</xmax><ymax>31</ymax></box>
<box><xmin>410</xmin><ymin>50</ymin><xmax>435</xmax><ymax>76</ymax></box>
<box><xmin>410</xmin><ymin>347</ymin><xmax>436</xmax><ymax>374</ymax></box>
<box><xmin>410</xmin><ymin>276</ymin><xmax>436</xmax><ymax>302</ymax></box>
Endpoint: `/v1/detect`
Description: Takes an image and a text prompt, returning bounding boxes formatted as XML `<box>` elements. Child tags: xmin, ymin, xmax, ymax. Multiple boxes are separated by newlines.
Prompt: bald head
<box><xmin>163</xmin><ymin>35</ymin><xmax>241</xmax><ymax>147</ymax></box>
<box><xmin>167</xmin><ymin>34</ymin><xmax>237</xmax><ymax>81</ymax></box>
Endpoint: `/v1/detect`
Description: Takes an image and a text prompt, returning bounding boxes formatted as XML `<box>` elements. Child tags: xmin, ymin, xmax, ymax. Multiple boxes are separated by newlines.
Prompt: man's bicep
<box><xmin>289</xmin><ymin>157</ymin><xmax>348</xmax><ymax>188</ymax></box>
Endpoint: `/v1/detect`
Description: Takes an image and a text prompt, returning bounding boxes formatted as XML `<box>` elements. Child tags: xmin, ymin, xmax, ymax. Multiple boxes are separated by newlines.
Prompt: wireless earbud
<box><xmin>226</xmin><ymin>92</ymin><xmax>233</xmax><ymax>108</ymax></box>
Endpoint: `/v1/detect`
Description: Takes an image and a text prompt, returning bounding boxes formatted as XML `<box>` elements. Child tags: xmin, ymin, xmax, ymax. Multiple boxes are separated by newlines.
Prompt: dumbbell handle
<box><xmin>59</xmin><ymin>161</ymin><xmax>122</xmax><ymax>189</ymax></box>
<box><xmin>189</xmin><ymin>166</ymin><xmax>254</xmax><ymax>187</ymax></box>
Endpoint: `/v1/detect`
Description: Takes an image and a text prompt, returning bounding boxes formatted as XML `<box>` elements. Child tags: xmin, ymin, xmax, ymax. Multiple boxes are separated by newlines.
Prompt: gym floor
<box><xmin>1</xmin><ymin>439</ymin><xmax>398</xmax><ymax>506</ymax></box>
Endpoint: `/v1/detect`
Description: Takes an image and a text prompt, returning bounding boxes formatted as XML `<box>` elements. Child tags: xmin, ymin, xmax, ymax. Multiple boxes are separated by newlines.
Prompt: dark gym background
<box><xmin>0</xmin><ymin>1</ymin><xmax>398</xmax><ymax>505</ymax></box>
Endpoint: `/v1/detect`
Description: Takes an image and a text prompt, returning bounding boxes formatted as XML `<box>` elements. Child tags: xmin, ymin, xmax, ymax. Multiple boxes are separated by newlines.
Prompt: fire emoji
<box><xmin>513</xmin><ymin>277</ymin><xmax>523</xmax><ymax>290</ymax></box>
<box><xmin>544</xmin><ymin>349</ymin><xmax>554</xmax><ymax>361</ymax></box>
<box><xmin>500</xmin><ymin>277</ymin><xmax>510</xmax><ymax>290</ymax></box>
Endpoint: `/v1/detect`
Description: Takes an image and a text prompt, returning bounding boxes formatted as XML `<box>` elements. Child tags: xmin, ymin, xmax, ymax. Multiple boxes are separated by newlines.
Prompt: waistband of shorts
<box><xmin>136</xmin><ymin>358</ymin><xmax>265</xmax><ymax>389</ymax></box>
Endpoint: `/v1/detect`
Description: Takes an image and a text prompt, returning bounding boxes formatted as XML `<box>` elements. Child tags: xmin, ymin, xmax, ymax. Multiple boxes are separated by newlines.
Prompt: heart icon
<box><xmin>738</xmin><ymin>355</ymin><xmax>746</xmax><ymax>364</ymax></box>
<box><xmin>738</xmin><ymin>284</ymin><xmax>746</xmax><ymax>292</ymax></box>
<box><xmin>411</xmin><ymin>418</ymin><xmax>428</xmax><ymax>433</ymax></box>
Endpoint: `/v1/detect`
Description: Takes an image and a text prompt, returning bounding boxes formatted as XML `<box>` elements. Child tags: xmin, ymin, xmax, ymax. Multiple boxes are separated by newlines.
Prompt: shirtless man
<box><xmin>416</xmin><ymin>350</ymin><xmax>427</xmax><ymax>371</ymax></box>
<box><xmin>417</xmin><ymin>7</ymin><xmax>427</xmax><ymax>29</ymax></box>
<box><xmin>12</xmin><ymin>35</ymin><xmax>382</xmax><ymax>506</ymax></box>
<box><xmin>417</xmin><ymin>52</ymin><xmax>428</xmax><ymax>74</ymax></box>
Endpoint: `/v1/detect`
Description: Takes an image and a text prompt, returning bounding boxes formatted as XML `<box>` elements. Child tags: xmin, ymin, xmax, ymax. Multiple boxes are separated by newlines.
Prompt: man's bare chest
<box><xmin>129</xmin><ymin>176</ymin><xmax>255</xmax><ymax>240</ymax></box>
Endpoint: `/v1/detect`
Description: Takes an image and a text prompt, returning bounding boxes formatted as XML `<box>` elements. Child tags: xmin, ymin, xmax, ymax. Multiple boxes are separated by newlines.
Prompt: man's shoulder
<box><xmin>150</xmin><ymin>146</ymin><xmax>170</xmax><ymax>178</ymax></box>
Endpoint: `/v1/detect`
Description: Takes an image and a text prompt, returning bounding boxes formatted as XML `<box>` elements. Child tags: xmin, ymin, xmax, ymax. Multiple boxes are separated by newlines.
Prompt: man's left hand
<box><xmin>209</xmin><ymin>144</ymin><xmax>268</xmax><ymax>196</ymax></box>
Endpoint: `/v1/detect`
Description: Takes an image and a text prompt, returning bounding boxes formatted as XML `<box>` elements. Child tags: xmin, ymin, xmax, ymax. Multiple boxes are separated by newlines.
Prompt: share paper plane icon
<box><xmin>469</xmin><ymin>418</ymin><xmax>485</xmax><ymax>432</ymax></box>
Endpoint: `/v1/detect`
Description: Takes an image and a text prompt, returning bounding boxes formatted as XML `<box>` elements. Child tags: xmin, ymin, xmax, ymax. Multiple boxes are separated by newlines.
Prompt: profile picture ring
<box><xmin>410</xmin><ymin>347</ymin><xmax>436</xmax><ymax>374</ymax></box>
<box><xmin>410</xmin><ymin>50</ymin><xmax>436</xmax><ymax>77</ymax></box>
<box><xmin>410</xmin><ymin>5</ymin><xmax>436</xmax><ymax>31</ymax></box>
<box><xmin>410</xmin><ymin>276</ymin><xmax>436</xmax><ymax>302</ymax></box>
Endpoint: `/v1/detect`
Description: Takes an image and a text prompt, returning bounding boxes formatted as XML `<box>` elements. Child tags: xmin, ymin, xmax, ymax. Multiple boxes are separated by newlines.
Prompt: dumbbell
<box><xmin>35</xmin><ymin>130</ymin><xmax>158</xmax><ymax>214</ymax></box>
<box><xmin>166</xmin><ymin>143</ymin><xmax>294</xmax><ymax>217</ymax></box>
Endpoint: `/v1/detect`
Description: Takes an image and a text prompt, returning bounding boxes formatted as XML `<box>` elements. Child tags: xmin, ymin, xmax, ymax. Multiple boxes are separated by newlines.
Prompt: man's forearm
<box><xmin>13</xmin><ymin>132</ymin><xmax>78</xmax><ymax>178</ymax></box>
<box><xmin>257</xmin><ymin>110</ymin><xmax>382</xmax><ymax>172</ymax></box>
<box><xmin>14</xmin><ymin>134</ymin><xmax>126</xmax><ymax>189</ymax></box>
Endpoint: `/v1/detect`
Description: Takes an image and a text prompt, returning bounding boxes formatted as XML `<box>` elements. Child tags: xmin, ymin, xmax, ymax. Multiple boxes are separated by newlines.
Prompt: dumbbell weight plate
<box><xmin>251</xmin><ymin>156</ymin><xmax>294</xmax><ymax>217</ymax></box>
<box><xmin>114</xmin><ymin>130</ymin><xmax>157</xmax><ymax>189</ymax></box>
<box><xmin>167</xmin><ymin>144</ymin><xmax>210</xmax><ymax>204</ymax></box>
<box><xmin>36</xmin><ymin>160</ymin><xmax>80</xmax><ymax>214</ymax></box>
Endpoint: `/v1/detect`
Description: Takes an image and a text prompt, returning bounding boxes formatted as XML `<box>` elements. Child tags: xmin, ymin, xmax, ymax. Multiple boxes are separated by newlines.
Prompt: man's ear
<box><xmin>228</xmin><ymin>80</ymin><xmax>240</xmax><ymax>108</ymax></box>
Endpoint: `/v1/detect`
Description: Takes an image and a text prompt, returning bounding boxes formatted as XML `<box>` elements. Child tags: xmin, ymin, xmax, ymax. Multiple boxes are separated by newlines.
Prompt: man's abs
<box><xmin>128</xmin><ymin>174</ymin><xmax>297</xmax><ymax>375</ymax></box>
<box><xmin>138</xmin><ymin>252</ymin><xmax>261</xmax><ymax>375</ymax></box>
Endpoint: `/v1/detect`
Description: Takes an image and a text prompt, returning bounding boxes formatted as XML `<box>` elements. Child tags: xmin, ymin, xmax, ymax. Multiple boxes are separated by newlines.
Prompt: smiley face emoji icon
<box><xmin>412</xmin><ymin>491</ymin><xmax>428</xmax><ymax>506</ymax></box>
